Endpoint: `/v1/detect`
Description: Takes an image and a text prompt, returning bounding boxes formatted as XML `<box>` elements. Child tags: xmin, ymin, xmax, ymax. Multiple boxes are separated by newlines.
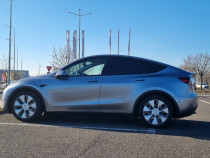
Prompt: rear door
<box><xmin>99</xmin><ymin>56</ymin><xmax>167</xmax><ymax>113</ymax></box>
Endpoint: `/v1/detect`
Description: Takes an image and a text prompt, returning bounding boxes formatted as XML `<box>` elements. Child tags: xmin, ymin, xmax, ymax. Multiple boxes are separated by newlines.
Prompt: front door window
<box><xmin>64</xmin><ymin>57</ymin><xmax>107</xmax><ymax>76</ymax></box>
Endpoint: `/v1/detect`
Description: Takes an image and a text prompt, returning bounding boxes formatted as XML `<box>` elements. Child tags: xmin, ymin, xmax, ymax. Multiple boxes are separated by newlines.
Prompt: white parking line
<box><xmin>0</xmin><ymin>122</ymin><xmax>52</xmax><ymax>127</ymax></box>
<box><xmin>0</xmin><ymin>122</ymin><xmax>156</xmax><ymax>134</ymax></box>
<box><xmin>199</xmin><ymin>100</ymin><xmax>210</xmax><ymax>105</ymax></box>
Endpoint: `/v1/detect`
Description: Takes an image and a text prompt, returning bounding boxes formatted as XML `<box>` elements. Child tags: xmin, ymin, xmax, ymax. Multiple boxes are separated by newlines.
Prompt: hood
<box><xmin>6</xmin><ymin>74</ymin><xmax>52</xmax><ymax>89</ymax></box>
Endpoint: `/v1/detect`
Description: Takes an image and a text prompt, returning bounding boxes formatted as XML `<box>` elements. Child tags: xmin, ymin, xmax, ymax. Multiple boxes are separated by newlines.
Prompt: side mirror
<box><xmin>55</xmin><ymin>70</ymin><xmax>68</xmax><ymax>78</ymax></box>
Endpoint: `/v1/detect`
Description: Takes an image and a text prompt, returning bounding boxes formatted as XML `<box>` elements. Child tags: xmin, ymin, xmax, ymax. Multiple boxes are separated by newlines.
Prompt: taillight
<box><xmin>179</xmin><ymin>78</ymin><xmax>190</xmax><ymax>84</ymax></box>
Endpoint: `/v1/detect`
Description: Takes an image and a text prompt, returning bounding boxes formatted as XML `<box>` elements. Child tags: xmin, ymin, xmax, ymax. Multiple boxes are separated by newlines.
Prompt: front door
<box><xmin>47</xmin><ymin>57</ymin><xmax>108</xmax><ymax>112</ymax></box>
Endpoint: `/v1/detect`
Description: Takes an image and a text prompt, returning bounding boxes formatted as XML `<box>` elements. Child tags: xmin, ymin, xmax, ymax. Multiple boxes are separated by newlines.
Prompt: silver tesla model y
<box><xmin>1</xmin><ymin>55</ymin><xmax>198</xmax><ymax>127</ymax></box>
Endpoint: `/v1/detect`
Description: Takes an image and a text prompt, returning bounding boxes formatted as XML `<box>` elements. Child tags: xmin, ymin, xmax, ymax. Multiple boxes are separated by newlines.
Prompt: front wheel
<box><xmin>11</xmin><ymin>91</ymin><xmax>43</xmax><ymax>122</ymax></box>
<box><xmin>138</xmin><ymin>95</ymin><xmax>173</xmax><ymax>128</ymax></box>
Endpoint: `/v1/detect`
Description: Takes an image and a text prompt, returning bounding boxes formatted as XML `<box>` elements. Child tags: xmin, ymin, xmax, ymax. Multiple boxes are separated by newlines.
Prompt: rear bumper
<box><xmin>179</xmin><ymin>102</ymin><xmax>198</xmax><ymax>118</ymax></box>
<box><xmin>176</xmin><ymin>93</ymin><xmax>198</xmax><ymax>118</ymax></box>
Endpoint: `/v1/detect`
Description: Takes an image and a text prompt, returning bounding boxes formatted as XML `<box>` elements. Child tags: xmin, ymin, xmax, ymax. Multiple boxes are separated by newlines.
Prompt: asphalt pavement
<box><xmin>0</xmin><ymin>92</ymin><xmax>209</xmax><ymax>158</ymax></box>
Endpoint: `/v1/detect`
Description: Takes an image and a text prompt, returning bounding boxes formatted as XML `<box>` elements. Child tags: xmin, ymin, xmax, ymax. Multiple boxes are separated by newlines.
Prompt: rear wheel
<box><xmin>11</xmin><ymin>91</ymin><xmax>43</xmax><ymax>122</ymax></box>
<box><xmin>138</xmin><ymin>95</ymin><xmax>173</xmax><ymax>128</ymax></box>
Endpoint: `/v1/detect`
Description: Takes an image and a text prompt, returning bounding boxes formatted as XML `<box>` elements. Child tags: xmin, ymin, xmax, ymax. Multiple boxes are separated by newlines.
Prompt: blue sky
<box><xmin>0</xmin><ymin>0</ymin><xmax>210</xmax><ymax>75</ymax></box>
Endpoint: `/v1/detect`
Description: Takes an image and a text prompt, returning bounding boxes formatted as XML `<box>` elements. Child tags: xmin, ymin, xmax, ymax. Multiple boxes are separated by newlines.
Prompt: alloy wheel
<box><xmin>143</xmin><ymin>99</ymin><xmax>169</xmax><ymax>125</ymax></box>
<box><xmin>14</xmin><ymin>95</ymin><xmax>37</xmax><ymax>119</ymax></box>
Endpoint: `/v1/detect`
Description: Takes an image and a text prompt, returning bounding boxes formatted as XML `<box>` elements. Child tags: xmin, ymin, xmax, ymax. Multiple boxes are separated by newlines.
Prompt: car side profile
<box><xmin>1</xmin><ymin>55</ymin><xmax>198</xmax><ymax>128</ymax></box>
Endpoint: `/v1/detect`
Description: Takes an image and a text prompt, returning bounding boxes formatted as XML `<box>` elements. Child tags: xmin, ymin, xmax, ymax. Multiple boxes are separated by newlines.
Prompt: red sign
<box><xmin>46</xmin><ymin>66</ymin><xmax>52</xmax><ymax>72</ymax></box>
<box><xmin>2</xmin><ymin>73</ymin><xmax>6</xmax><ymax>82</ymax></box>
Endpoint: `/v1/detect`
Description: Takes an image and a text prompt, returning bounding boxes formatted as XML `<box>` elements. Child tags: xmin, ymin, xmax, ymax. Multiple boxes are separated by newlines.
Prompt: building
<box><xmin>0</xmin><ymin>69</ymin><xmax>29</xmax><ymax>82</ymax></box>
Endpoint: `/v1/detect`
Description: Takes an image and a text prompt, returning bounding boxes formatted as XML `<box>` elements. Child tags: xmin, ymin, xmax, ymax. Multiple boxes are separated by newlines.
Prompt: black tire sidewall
<box><xmin>11</xmin><ymin>91</ymin><xmax>43</xmax><ymax>122</ymax></box>
<box><xmin>139</xmin><ymin>95</ymin><xmax>173</xmax><ymax>128</ymax></box>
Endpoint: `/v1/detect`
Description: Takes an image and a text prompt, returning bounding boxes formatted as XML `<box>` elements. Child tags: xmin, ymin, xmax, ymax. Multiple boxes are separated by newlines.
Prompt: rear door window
<box><xmin>106</xmin><ymin>56</ymin><xmax>167</xmax><ymax>75</ymax></box>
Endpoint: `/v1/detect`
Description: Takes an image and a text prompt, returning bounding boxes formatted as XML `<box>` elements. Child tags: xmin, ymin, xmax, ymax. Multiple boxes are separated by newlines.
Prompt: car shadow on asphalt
<box><xmin>31</xmin><ymin>113</ymin><xmax>210</xmax><ymax>140</ymax></box>
<box><xmin>157</xmin><ymin>119</ymin><xmax>210</xmax><ymax>140</ymax></box>
<box><xmin>38</xmin><ymin>113</ymin><xmax>148</xmax><ymax>132</ymax></box>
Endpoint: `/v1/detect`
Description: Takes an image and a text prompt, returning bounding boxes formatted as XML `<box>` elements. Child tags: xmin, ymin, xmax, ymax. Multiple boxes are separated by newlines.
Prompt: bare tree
<box><xmin>181</xmin><ymin>53</ymin><xmax>210</xmax><ymax>90</ymax></box>
<box><xmin>179</xmin><ymin>64</ymin><xmax>194</xmax><ymax>72</ymax></box>
<box><xmin>0</xmin><ymin>54</ymin><xmax>8</xmax><ymax>82</ymax></box>
<box><xmin>51</xmin><ymin>46</ymin><xmax>74</xmax><ymax>71</ymax></box>
<box><xmin>0</xmin><ymin>54</ymin><xmax>8</xmax><ymax>71</ymax></box>
<box><xmin>37</xmin><ymin>62</ymin><xmax>43</xmax><ymax>76</ymax></box>
<box><xmin>203</xmin><ymin>72</ymin><xmax>210</xmax><ymax>85</ymax></box>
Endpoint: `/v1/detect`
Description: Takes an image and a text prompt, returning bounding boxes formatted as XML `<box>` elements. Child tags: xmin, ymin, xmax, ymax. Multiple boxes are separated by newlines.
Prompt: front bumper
<box><xmin>1</xmin><ymin>86</ymin><xmax>14</xmax><ymax>113</ymax></box>
<box><xmin>0</xmin><ymin>100</ymin><xmax>3</xmax><ymax>110</ymax></box>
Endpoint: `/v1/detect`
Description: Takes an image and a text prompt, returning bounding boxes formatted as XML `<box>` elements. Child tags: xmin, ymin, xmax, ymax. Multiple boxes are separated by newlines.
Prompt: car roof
<box><xmin>83</xmin><ymin>54</ymin><xmax>168</xmax><ymax>66</ymax></box>
<box><xmin>54</xmin><ymin>54</ymin><xmax>171</xmax><ymax>76</ymax></box>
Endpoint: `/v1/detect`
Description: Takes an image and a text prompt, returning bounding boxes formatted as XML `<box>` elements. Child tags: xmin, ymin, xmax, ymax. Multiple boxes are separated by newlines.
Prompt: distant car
<box><xmin>3</xmin><ymin>80</ymin><xmax>17</xmax><ymax>88</ymax></box>
<box><xmin>196</xmin><ymin>84</ymin><xmax>209</xmax><ymax>89</ymax></box>
<box><xmin>2</xmin><ymin>55</ymin><xmax>198</xmax><ymax>128</ymax></box>
<box><xmin>3</xmin><ymin>83</ymin><xmax>7</xmax><ymax>88</ymax></box>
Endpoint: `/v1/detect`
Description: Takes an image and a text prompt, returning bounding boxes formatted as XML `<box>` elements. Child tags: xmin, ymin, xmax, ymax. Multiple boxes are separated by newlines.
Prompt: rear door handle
<box><xmin>135</xmin><ymin>79</ymin><xmax>144</xmax><ymax>82</ymax></box>
<box><xmin>88</xmin><ymin>80</ymin><xmax>98</xmax><ymax>83</ymax></box>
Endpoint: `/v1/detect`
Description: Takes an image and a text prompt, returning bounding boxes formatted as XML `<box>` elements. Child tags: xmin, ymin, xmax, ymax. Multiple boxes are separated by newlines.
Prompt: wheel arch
<box><xmin>133</xmin><ymin>90</ymin><xmax>180</xmax><ymax>118</ymax></box>
<box><xmin>7</xmin><ymin>86</ymin><xmax>46</xmax><ymax>113</ymax></box>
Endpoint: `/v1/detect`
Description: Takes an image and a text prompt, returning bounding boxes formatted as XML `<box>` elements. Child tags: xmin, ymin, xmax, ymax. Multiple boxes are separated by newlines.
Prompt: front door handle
<box><xmin>88</xmin><ymin>80</ymin><xmax>98</xmax><ymax>83</ymax></box>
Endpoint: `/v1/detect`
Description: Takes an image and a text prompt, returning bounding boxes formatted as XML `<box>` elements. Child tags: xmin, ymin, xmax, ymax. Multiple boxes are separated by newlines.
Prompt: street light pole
<box><xmin>5</xmin><ymin>25</ymin><xmax>16</xmax><ymax>80</ymax></box>
<box><xmin>19</xmin><ymin>54</ymin><xmax>22</xmax><ymax>79</ymax></box>
<box><xmin>13</xmin><ymin>28</ymin><xmax>15</xmax><ymax>79</ymax></box>
<box><xmin>118</xmin><ymin>29</ymin><xmax>120</xmax><ymax>55</ymax></box>
<box><xmin>79</xmin><ymin>9</ymin><xmax>81</xmax><ymax>59</ymax></box>
<box><xmin>8</xmin><ymin>0</ymin><xmax>13</xmax><ymax>84</ymax></box>
<box><xmin>67</xmin><ymin>9</ymin><xmax>92</xmax><ymax>59</ymax></box>
<box><xmin>17</xmin><ymin>46</ymin><xmax>18</xmax><ymax>79</ymax></box>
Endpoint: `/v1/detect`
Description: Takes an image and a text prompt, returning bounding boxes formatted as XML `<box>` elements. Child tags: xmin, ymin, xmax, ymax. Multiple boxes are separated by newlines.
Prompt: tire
<box><xmin>11</xmin><ymin>91</ymin><xmax>43</xmax><ymax>122</ymax></box>
<box><xmin>138</xmin><ymin>95</ymin><xmax>173</xmax><ymax>128</ymax></box>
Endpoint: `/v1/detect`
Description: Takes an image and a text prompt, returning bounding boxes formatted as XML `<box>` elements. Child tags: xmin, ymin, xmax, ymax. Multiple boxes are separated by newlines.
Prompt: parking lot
<box><xmin>0</xmin><ymin>92</ymin><xmax>209</xmax><ymax>158</ymax></box>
